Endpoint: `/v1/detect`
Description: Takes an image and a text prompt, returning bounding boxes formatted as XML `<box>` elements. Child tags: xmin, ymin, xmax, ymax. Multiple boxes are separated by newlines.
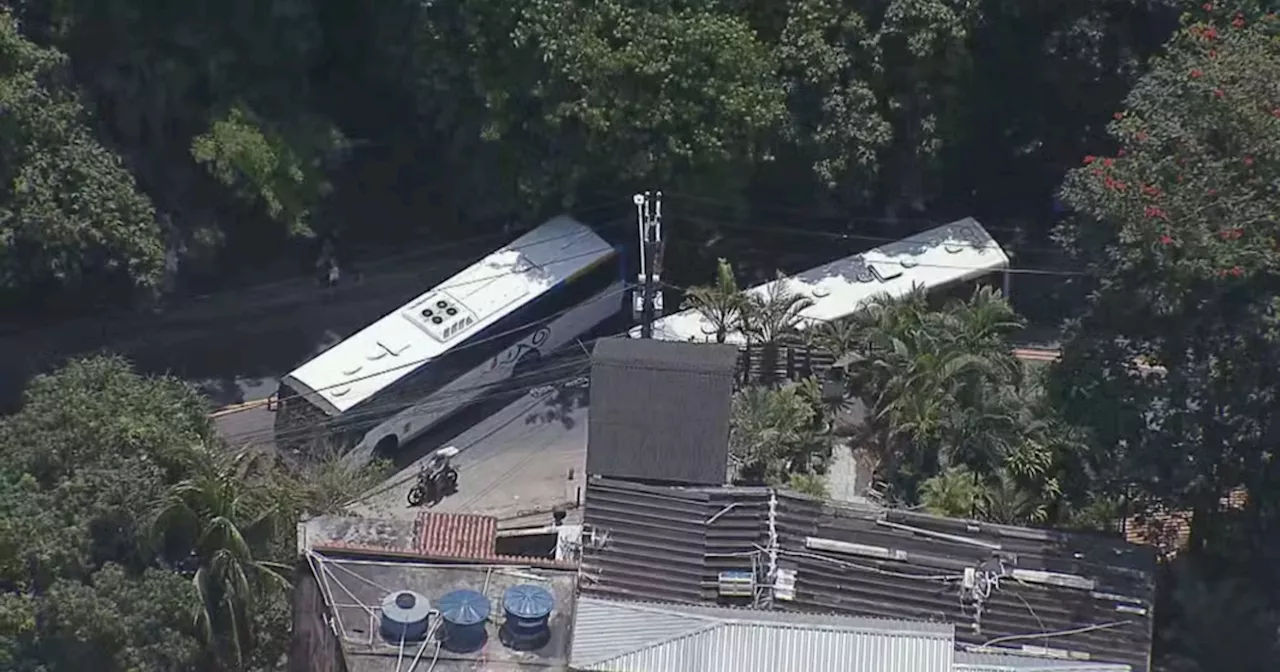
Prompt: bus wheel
<box><xmin>374</xmin><ymin>435</ymin><xmax>399</xmax><ymax>456</ymax></box>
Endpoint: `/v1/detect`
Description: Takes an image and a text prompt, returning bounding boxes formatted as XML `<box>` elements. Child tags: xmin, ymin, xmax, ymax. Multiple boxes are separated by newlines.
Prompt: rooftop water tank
<box><xmin>379</xmin><ymin>590</ymin><xmax>432</xmax><ymax>642</ymax></box>
<box><xmin>499</xmin><ymin>584</ymin><xmax>555</xmax><ymax>651</ymax></box>
<box><xmin>438</xmin><ymin>589</ymin><xmax>490</xmax><ymax>653</ymax></box>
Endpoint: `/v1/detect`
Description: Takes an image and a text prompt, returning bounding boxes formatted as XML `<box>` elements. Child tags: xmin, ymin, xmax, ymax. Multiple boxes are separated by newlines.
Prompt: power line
<box><xmin>674</xmin><ymin>212</ymin><xmax>1073</xmax><ymax>263</ymax></box>
<box><xmin>663</xmin><ymin>191</ymin><xmax>1037</xmax><ymax>233</ymax></box>
<box><xmin>0</xmin><ymin>208</ymin><xmax>630</xmax><ymax>340</ymax></box>
<box><xmin>25</xmin><ymin>226</ymin><xmax>633</xmax><ymax>388</ymax></box>
<box><xmin>228</xmin><ymin>354</ymin><xmax>598</xmax><ymax>448</ymax></box>
<box><xmin>225</xmin><ymin>324</ymin><xmax>632</xmax><ymax>449</ymax></box>
<box><xmin>209</xmin><ymin>283</ymin><xmax>635</xmax><ymax>423</ymax></box>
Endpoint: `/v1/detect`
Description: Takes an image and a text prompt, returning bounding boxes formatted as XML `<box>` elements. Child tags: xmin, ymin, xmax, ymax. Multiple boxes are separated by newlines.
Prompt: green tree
<box><xmin>1051</xmin><ymin>5</ymin><xmax>1280</xmax><ymax>551</ymax></box>
<box><xmin>192</xmin><ymin>104</ymin><xmax>346</xmax><ymax>238</ymax></box>
<box><xmin>0</xmin><ymin>12</ymin><xmax>164</xmax><ymax>307</ymax></box>
<box><xmin>151</xmin><ymin>449</ymin><xmax>291</xmax><ymax>670</ymax></box>
<box><xmin>837</xmin><ymin>287</ymin><xmax>1062</xmax><ymax>514</ymax></box>
<box><xmin>401</xmin><ymin>0</ymin><xmax>788</xmax><ymax>212</ymax></box>
<box><xmin>0</xmin><ymin>357</ymin><xmax>214</xmax><ymax>670</ymax></box>
<box><xmin>741</xmin><ymin>273</ymin><xmax>815</xmax><ymax>385</ymax></box>
<box><xmin>730</xmin><ymin>382</ymin><xmax>832</xmax><ymax>486</ymax></box>
<box><xmin>681</xmin><ymin>257</ymin><xmax>745</xmax><ymax>343</ymax></box>
<box><xmin>0</xmin><ymin>566</ymin><xmax>204</xmax><ymax>672</ymax></box>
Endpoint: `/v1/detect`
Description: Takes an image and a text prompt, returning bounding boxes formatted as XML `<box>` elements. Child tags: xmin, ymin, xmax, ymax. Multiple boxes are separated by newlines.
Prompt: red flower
<box><xmin>1209</xmin><ymin>50</ymin><xmax>1218</xmax><ymax>59</ymax></box>
<box><xmin>1233</xmin><ymin>16</ymin><xmax>1246</xmax><ymax>28</ymax></box>
<box><xmin>1214</xmin><ymin>88</ymin><xmax>1225</xmax><ymax>99</ymax></box>
<box><xmin>1203</xmin><ymin>2</ymin><xmax>1212</xmax><ymax>10</ymax></box>
<box><xmin>1218</xmin><ymin>228</ymin><xmax>1243</xmax><ymax>240</ymax></box>
<box><xmin>1104</xmin><ymin>158</ymin><xmax>1115</xmax><ymax>167</ymax></box>
<box><xmin>1190</xmin><ymin>68</ymin><xmax>1204</xmax><ymax>78</ymax></box>
<box><xmin>1160</xmin><ymin>234</ymin><xmax>1174</xmax><ymax>245</ymax></box>
<box><xmin>1204</xmin><ymin>26</ymin><xmax>1219</xmax><ymax>40</ymax></box>
<box><xmin>1273</xmin><ymin>109</ymin><xmax>1280</xmax><ymax>118</ymax></box>
<box><xmin>1245</xmin><ymin>156</ymin><xmax>1255</xmax><ymax>166</ymax></box>
<box><xmin>1117</xmin><ymin>149</ymin><xmax>1126</xmax><ymax>157</ymax></box>
<box><xmin>1146</xmin><ymin>206</ymin><xmax>1168</xmax><ymax>219</ymax></box>
<box><xmin>1207</xmin><ymin>188</ymin><xmax>1217</xmax><ymax>196</ymax></box>
<box><xmin>1114</xmin><ymin>112</ymin><xmax>1124</xmax><ymax>120</ymax></box>
<box><xmin>1137</xmin><ymin>130</ymin><xmax>1149</xmax><ymax>142</ymax></box>
<box><xmin>1231</xmin><ymin>266</ymin><xmax>1244</xmax><ymax>277</ymax></box>
<box><xmin>1143</xmin><ymin>184</ymin><xmax>1161</xmax><ymax>197</ymax></box>
<box><xmin>1083</xmin><ymin>155</ymin><xmax>1097</xmax><ymax>165</ymax></box>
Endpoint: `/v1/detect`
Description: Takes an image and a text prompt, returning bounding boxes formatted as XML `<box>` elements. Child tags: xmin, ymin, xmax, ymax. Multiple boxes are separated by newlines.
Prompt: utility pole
<box><xmin>633</xmin><ymin>191</ymin><xmax>664</xmax><ymax>338</ymax></box>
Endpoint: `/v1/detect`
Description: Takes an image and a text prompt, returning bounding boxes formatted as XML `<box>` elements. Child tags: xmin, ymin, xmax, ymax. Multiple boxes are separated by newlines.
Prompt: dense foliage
<box><xmin>3</xmin><ymin>0</ymin><xmax>1280</xmax><ymax>670</ymax></box>
<box><xmin>0</xmin><ymin>358</ymin><xmax>385</xmax><ymax>671</ymax></box>
<box><xmin>0</xmin><ymin>0</ymin><xmax>1177</xmax><ymax>313</ymax></box>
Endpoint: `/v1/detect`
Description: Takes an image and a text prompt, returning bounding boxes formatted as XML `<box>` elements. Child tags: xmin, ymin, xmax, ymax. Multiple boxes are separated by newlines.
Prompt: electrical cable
<box><xmin>217</xmin><ymin>324</ymin><xmax>620</xmax><ymax>450</ymax></box>
<box><xmin>221</xmin><ymin>318</ymin><xmax>632</xmax><ymax>450</ymax></box>
<box><xmin>663</xmin><ymin>191</ymin><xmax>1036</xmax><ymax>233</ymax></box>
<box><xmin>230</xmin><ymin>353</ymin><xmax>599</xmax><ymax>448</ymax></box>
<box><xmin>977</xmin><ymin>620</ymin><xmax>1133</xmax><ymax>648</ymax></box>
<box><xmin>672</xmin><ymin>212</ymin><xmax>1078</xmax><ymax>268</ymax></box>
<box><xmin>208</xmin><ymin>282</ymin><xmax>634</xmax><ymax>424</ymax></box>
<box><xmin>237</xmin><ymin>237</ymin><xmax>1069</xmax><ymax>442</ymax></box>
<box><xmin>0</xmin><ymin>209</ymin><xmax>631</xmax><ymax>340</ymax></box>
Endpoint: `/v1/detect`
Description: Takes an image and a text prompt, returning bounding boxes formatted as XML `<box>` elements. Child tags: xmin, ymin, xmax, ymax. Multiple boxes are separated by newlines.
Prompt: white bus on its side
<box><xmin>273</xmin><ymin>215</ymin><xmax>626</xmax><ymax>458</ymax></box>
<box><xmin>632</xmin><ymin>217</ymin><xmax>1010</xmax><ymax>343</ymax></box>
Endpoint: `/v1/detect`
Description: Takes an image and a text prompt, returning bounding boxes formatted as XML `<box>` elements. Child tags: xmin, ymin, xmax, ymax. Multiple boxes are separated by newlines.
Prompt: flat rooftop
<box><xmin>308</xmin><ymin>551</ymin><xmax>578</xmax><ymax>672</ymax></box>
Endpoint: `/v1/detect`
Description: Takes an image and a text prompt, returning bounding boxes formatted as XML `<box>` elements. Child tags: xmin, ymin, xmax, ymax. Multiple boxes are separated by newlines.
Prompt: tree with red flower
<box><xmin>1051</xmin><ymin>7</ymin><xmax>1280</xmax><ymax>621</ymax></box>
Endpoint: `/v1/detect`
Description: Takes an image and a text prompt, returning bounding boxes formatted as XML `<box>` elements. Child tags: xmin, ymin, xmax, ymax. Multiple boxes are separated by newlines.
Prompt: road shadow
<box><xmin>523</xmin><ymin>379</ymin><xmax>590</xmax><ymax>429</ymax></box>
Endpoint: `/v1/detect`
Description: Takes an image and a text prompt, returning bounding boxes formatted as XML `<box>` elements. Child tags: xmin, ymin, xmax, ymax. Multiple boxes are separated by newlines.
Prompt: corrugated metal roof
<box><xmin>587</xmin><ymin>339</ymin><xmax>738</xmax><ymax>485</ymax></box>
<box><xmin>580</xmin><ymin>478</ymin><xmax>1157</xmax><ymax>671</ymax></box>
<box><xmin>571</xmin><ymin>597</ymin><xmax>954</xmax><ymax>672</ymax></box>
<box><xmin>955</xmin><ymin>650</ymin><xmax>1133</xmax><ymax>671</ymax></box>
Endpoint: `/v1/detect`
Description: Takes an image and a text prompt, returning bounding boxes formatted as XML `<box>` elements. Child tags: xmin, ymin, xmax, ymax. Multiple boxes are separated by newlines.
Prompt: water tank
<box><xmin>379</xmin><ymin>590</ymin><xmax>432</xmax><ymax>642</ymax></box>
<box><xmin>500</xmin><ymin>584</ymin><xmax>555</xmax><ymax>651</ymax></box>
<box><xmin>438</xmin><ymin>589</ymin><xmax>491</xmax><ymax>653</ymax></box>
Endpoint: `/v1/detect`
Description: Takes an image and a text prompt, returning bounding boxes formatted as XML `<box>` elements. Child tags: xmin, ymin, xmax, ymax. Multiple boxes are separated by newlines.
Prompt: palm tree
<box><xmin>729</xmin><ymin>384</ymin><xmax>829</xmax><ymax>485</ymax></box>
<box><xmin>681</xmin><ymin>258</ymin><xmax>744</xmax><ymax>343</ymax></box>
<box><xmin>834</xmin><ymin>287</ymin><xmax>1040</xmax><ymax>504</ymax></box>
<box><xmin>152</xmin><ymin>449</ymin><xmax>291</xmax><ymax>670</ymax></box>
<box><xmin>741</xmin><ymin>273</ymin><xmax>814</xmax><ymax>384</ymax></box>
<box><xmin>919</xmin><ymin>466</ymin><xmax>985</xmax><ymax>518</ymax></box>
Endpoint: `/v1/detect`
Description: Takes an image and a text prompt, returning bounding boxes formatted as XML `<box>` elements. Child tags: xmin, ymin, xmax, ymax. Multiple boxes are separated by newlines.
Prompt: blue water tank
<box><xmin>438</xmin><ymin>589</ymin><xmax>490</xmax><ymax>653</ymax></box>
<box><xmin>379</xmin><ymin>591</ymin><xmax>432</xmax><ymax>642</ymax></box>
<box><xmin>499</xmin><ymin>584</ymin><xmax>555</xmax><ymax>651</ymax></box>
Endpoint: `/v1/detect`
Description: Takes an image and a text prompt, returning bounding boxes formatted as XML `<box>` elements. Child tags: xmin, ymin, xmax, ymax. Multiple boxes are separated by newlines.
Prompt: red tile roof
<box><xmin>416</xmin><ymin>512</ymin><xmax>498</xmax><ymax>560</ymax></box>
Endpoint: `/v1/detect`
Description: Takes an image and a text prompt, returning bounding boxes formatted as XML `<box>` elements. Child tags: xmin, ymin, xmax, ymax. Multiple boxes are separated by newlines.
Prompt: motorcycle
<box><xmin>407</xmin><ymin>446</ymin><xmax>460</xmax><ymax>507</ymax></box>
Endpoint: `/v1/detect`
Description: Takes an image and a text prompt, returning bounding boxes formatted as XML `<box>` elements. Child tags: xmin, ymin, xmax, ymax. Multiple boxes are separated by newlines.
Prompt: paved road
<box><xmin>0</xmin><ymin>253</ymin><xmax>484</xmax><ymax>413</ymax></box>
<box><xmin>348</xmin><ymin>379</ymin><xmax>591</xmax><ymax>522</ymax></box>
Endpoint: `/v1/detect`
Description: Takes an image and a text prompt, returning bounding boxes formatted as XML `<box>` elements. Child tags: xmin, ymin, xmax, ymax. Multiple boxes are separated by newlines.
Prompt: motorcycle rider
<box><xmin>416</xmin><ymin>446</ymin><xmax>460</xmax><ymax>504</ymax></box>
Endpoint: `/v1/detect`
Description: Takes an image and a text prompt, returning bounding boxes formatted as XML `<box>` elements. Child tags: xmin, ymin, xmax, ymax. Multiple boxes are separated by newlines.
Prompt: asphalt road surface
<box><xmin>0</xmin><ymin>254</ymin><xmax>481</xmax><ymax>413</ymax></box>
<box><xmin>347</xmin><ymin>378</ymin><xmax>591</xmax><ymax>522</ymax></box>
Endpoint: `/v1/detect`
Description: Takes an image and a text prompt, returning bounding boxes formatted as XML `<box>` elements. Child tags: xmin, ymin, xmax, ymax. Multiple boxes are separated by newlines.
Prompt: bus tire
<box><xmin>374</xmin><ymin>435</ymin><xmax>399</xmax><ymax>456</ymax></box>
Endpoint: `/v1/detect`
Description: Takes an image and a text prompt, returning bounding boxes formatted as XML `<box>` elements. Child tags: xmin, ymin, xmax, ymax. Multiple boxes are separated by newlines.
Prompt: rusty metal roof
<box><xmin>417</xmin><ymin>512</ymin><xmax>498</xmax><ymax>559</ymax></box>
